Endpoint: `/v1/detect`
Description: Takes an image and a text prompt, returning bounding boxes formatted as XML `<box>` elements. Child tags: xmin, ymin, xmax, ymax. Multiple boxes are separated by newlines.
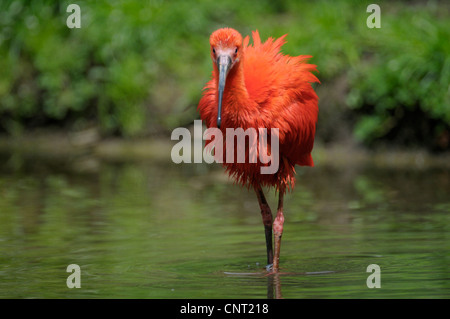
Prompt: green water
<box><xmin>0</xmin><ymin>152</ymin><xmax>448</xmax><ymax>298</ymax></box>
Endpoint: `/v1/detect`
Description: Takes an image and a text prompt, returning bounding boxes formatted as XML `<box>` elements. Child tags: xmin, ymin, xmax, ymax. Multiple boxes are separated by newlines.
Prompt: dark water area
<box><xmin>0</xmin><ymin>149</ymin><xmax>448</xmax><ymax>298</ymax></box>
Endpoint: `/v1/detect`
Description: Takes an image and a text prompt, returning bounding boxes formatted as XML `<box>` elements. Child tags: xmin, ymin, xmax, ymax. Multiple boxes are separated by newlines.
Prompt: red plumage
<box><xmin>197</xmin><ymin>28</ymin><xmax>319</xmax><ymax>272</ymax></box>
<box><xmin>198</xmin><ymin>28</ymin><xmax>319</xmax><ymax>193</ymax></box>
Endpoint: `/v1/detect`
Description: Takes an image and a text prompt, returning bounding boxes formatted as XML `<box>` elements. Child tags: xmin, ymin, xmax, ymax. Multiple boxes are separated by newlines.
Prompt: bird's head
<box><xmin>209</xmin><ymin>28</ymin><xmax>243</xmax><ymax>128</ymax></box>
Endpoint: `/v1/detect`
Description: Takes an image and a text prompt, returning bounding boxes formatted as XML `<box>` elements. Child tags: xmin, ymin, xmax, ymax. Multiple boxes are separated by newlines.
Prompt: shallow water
<box><xmin>0</xmin><ymin>151</ymin><xmax>448</xmax><ymax>298</ymax></box>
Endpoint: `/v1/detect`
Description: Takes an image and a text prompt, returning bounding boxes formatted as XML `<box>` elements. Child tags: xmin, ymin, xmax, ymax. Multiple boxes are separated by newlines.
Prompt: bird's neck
<box><xmin>227</xmin><ymin>60</ymin><xmax>246</xmax><ymax>88</ymax></box>
<box><xmin>216</xmin><ymin>60</ymin><xmax>251</xmax><ymax>117</ymax></box>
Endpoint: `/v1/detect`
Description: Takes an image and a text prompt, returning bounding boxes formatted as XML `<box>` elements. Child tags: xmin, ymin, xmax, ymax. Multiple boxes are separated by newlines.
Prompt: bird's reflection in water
<box><xmin>267</xmin><ymin>273</ymin><xmax>283</xmax><ymax>299</ymax></box>
<box><xmin>266</xmin><ymin>270</ymin><xmax>336</xmax><ymax>298</ymax></box>
<box><xmin>224</xmin><ymin>269</ymin><xmax>335</xmax><ymax>299</ymax></box>
<box><xmin>223</xmin><ymin>270</ymin><xmax>283</xmax><ymax>299</ymax></box>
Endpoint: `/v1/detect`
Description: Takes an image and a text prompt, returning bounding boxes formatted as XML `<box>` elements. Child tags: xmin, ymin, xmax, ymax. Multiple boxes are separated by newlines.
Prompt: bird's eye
<box><xmin>212</xmin><ymin>48</ymin><xmax>216</xmax><ymax>54</ymax></box>
<box><xmin>235</xmin><ymin>48</ymin><xmax>238</xmax><ymax>54</ymax></box>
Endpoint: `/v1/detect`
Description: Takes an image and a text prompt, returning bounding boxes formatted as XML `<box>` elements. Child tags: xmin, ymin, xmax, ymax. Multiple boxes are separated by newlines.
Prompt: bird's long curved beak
<box><xmin>217</xmin><ymin>54</ymin><xmax>232</xmax><ymax>129</ymax></box>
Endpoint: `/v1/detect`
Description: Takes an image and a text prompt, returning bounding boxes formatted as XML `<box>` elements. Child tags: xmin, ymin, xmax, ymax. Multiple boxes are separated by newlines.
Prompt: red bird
<box><xmin>198</xmin><ymin>28</ymin><xmax>319</xmax><ymax>273</ymax></box>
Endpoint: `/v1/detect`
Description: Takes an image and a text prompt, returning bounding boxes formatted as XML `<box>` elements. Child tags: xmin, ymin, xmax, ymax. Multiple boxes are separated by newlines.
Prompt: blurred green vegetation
<box><xmin>0</xmin><ymin>0</ymin><xmax>449</xmax><ymax>149</ymax></box>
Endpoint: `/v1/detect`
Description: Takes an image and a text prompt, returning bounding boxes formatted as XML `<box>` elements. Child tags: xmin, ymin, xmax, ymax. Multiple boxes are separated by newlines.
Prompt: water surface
<box><xmin>0</xmin><ymin>151</ymin><xmax>448</xmax><ymax>298</ymax></box>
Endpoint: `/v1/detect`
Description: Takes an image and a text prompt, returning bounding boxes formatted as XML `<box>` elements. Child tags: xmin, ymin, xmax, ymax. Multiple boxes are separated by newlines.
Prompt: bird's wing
<box><xmin>244</xmin><ymin>30</ymin><xmax>319</xmax><ymax>166</ymax></box>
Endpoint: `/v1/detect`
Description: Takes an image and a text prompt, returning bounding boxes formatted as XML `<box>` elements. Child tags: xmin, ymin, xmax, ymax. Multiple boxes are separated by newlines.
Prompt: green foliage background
<box><xmin>0</xmin><ymin>0</ymin><xmax>449</xmax><ymax>149</ymax></box>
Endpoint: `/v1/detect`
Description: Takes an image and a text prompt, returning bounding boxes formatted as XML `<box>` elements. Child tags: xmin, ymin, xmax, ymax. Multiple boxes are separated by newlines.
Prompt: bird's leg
<box><xmin>255</xmin><ymin>185</ymin><xmax>273</xmax><ymax>267</ymax></box>
<box><xmin>272</xmin><ymin>191</ymin><xmax>285</xmax><ymax>272</ymax></box>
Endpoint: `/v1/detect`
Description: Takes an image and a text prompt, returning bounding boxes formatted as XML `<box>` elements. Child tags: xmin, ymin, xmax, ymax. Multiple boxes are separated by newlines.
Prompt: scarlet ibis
<box><xmin>198</xmin><ymin>28</ymin><xmax>319</xmax><ymax>273</ymax></box>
